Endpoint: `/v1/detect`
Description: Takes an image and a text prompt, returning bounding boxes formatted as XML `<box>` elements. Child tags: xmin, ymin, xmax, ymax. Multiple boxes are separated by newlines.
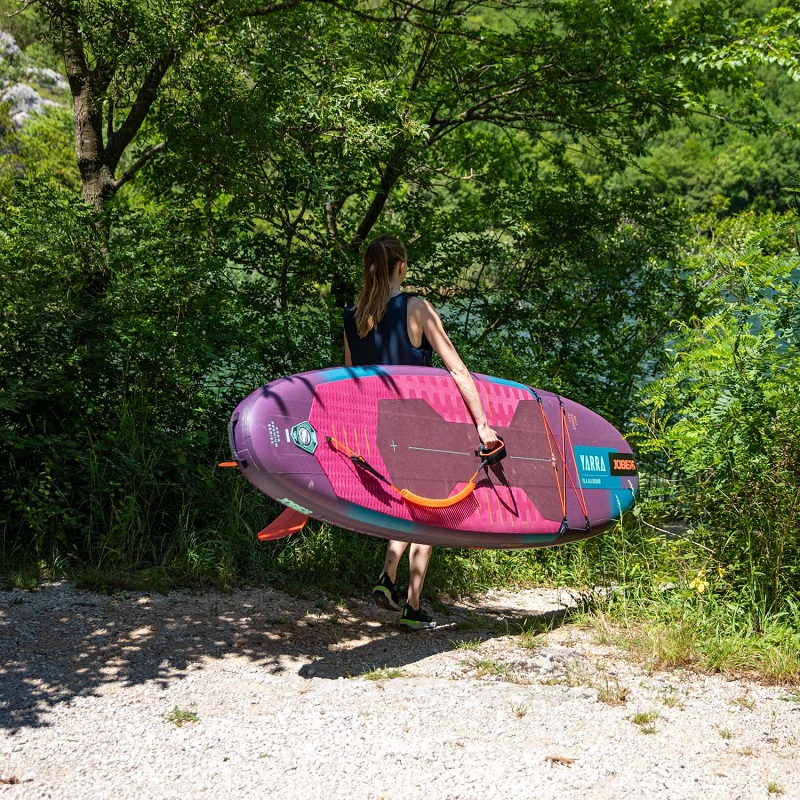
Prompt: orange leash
<box><xmin>326</xmin><ymin>436</ymin><xmax>506</xmax><ymax>509</ymax></box>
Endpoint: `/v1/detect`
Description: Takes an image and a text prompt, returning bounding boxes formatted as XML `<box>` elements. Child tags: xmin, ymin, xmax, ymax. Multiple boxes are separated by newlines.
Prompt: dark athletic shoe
<box><xmin>400</xmin><ymin>604</ymin><xmax>436</xmax><ymax>630</ymax></box>
<box><xmin>372</xmin><ymin>573</ymin><xmax>402</xmax><ymax>611</ymax></box>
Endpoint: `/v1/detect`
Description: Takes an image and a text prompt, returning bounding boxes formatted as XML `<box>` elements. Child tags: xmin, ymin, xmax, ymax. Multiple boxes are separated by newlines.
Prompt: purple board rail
<box><xmin>227</xmin><ymin>366</ymin><xmax>638</xmax><ymax>549</ymax></box>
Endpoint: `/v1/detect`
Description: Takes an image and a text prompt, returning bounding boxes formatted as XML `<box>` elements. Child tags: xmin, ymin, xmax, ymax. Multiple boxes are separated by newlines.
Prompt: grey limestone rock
<box><xmin>25</xmin><ymin>66</ymin><xmax>69</xmax><ymax>91</ymax></box>
<box><xmin>0</xmin><ymin>31</ymin><xmax>22</xmax><ymax>63</ymax></box>
<box><xmin>1</xmin><ymin>82</ymin><xmax>56</xmax><ymax>127</ymax></box>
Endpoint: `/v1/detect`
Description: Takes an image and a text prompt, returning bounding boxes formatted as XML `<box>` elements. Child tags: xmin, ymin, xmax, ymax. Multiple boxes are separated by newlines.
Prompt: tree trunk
<box><xmin>71</xmin><ymin>82</ymin><xmax>115</xmax><ymax>210</ymax></box>
<box><xmin>57</xmin><ymin>5</ymin><xmax>175</xmax><ymax>212</ymax></box>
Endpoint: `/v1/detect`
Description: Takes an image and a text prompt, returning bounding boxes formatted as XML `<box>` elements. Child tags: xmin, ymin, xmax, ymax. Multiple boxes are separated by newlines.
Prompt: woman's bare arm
<box><xmin>344</xmin><ymin>332</ymin><xmax>353</xmax><ymax>367</ymax></box>
<box><xmin>409</xmin><ymin>297</ymin><xmax>500</xmax><ymax>448</ymax></box>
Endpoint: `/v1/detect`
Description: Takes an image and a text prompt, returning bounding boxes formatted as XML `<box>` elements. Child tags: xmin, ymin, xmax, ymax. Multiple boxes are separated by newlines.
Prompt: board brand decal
<box><xmin>574</xmin><ymin>446</ymin><xmax>611</xmax><ymax>489</ymax></box>
<box><xmin>579</xmin><ymin>453</ymin><xmax>607</xmax><ymax>474</ymax></box>
<box><xmin>609</xmin><ymin>453</ymin><xmax>637</xmax><ymax>476</ymax></box>
<box><xmin>573</xmin><ymin>446</ymin><xmax>637</xmax><ymax>488</ymax></box>
<box><xmin>291</xmin><ymin>421</ymin><xmax>318</xmax><ymax>454</ymax></box>
<box><xmin>278</xmin><ymin>497</ymin><xmax>314</xmax><ymax>515</ymax></box>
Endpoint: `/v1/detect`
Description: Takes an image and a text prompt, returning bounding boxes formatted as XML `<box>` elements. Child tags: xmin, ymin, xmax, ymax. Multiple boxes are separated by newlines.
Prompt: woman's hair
<box><xmin>353</xmin><ymin>235</ymin><xmax>407</xmax><ymax>337</ymax></box>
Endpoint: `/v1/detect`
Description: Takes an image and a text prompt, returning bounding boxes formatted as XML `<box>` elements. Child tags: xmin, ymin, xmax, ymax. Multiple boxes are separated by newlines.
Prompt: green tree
<box><xmin>17</xmin><ymin>0</ymin><xmax>799</xmax><ymax>217</ymax></box>
<box><xmin>130</xmin><ymin>0</ymin><xmax>800</xmax><ymax>404</ymax></box>
<box><xmin>608</xmin><ymin>65</ymin><xmax>800</xmax><ymax>216</ymax></box>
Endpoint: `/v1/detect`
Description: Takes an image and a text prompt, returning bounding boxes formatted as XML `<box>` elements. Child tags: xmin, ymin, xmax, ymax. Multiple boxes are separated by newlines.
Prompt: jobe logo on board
<box><xmin>609</xmin><ymin>453</ymin><xmax>637</xmax><ymax>476</ymax></box>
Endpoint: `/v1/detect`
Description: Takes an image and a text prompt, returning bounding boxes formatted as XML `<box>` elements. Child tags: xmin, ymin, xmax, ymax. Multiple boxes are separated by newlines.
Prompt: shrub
<box><xmin>637</xmin><ymin>210</ymin><xmax>800</xmax><ymax>614</ymax></box>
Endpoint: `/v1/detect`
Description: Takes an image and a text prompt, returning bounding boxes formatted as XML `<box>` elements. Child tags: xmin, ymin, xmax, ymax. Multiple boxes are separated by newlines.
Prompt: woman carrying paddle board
<box><xmin>344</xmin><ymin>235</ymin><xmax>501</xmax><ymax>629</ymax></box>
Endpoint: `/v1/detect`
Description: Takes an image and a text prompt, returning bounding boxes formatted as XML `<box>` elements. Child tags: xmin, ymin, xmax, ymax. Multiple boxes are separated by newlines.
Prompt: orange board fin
<box><xmin>256</xmin><ymin>507</ymin><xmax>309</xmax><ymax>541</ymax></box>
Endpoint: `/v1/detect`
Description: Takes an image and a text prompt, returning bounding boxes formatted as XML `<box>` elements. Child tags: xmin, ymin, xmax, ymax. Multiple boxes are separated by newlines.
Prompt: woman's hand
<box><xmin>477</xmin><ymin>422</ymin><xmax>501</xmax><ymax>451</ymax></box>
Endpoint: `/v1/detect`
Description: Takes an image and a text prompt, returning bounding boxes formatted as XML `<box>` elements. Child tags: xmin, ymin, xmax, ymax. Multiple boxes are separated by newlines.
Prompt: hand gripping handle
<box><xmin>475</xmin><ymin>437</ymin><xmax>507</xmax><ymax>467</ymax></box>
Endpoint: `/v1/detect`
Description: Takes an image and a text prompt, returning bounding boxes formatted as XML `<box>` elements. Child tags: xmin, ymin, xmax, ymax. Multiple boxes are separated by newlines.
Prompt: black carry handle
<box><xmin>475</xmin><ymin>436</ymin><xmax>507</xmax><ymax>467</ymax></box>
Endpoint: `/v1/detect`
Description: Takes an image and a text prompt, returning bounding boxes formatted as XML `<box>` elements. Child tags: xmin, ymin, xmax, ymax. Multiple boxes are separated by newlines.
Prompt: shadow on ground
<box><xmin>0</xmin><ymin>582</ymin><xmax>576</xmax><ymax>733</ymax></box>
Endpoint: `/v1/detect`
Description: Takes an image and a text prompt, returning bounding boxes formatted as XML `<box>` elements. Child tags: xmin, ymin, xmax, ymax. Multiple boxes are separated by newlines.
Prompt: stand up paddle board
<box><xmin>225</xmin><ymin>366</ymin><xmax>637</xmax><ymax>549</ymax></box>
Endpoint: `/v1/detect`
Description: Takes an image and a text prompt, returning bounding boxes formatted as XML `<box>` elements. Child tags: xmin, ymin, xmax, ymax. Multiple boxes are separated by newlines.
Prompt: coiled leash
<box><xmin>326</xmin><ymin>436</ymin><xmax>507</xmax><ymax>509</ymax></box>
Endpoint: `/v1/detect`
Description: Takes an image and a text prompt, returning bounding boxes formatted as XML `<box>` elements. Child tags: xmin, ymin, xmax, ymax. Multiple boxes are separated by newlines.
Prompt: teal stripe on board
<box><xmin>340</xmin><ymin>500</ymin><xmax>423</xmax><ymax>535</ymax></box>
<box><xmin>317</xmin><ymin>366</ymin><xmax>390</xmax><ymax>383</ymax></box>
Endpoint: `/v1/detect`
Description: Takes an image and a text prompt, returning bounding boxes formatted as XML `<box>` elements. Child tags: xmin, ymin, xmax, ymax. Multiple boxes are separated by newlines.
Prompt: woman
<box><xmin>344</xmin><ymin>235</ymin><xmax>500</xmax><ymax>630</ymax></box>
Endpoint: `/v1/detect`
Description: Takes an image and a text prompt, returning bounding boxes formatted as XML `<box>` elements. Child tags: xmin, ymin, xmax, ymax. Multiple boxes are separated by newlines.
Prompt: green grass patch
<box><xmin>569</xmin><ymin>520</ymin><xmax>800</xmax><ymax>685</ymax></box>
<box><xmin>597</xmin><ymin>674</ymin><xmax>630</xmax><ymax>706</ymax></box>
<box><xmin>164</xmin><ymin>707</ymin><xmax>199</xmax><ymax>727</ymax></box>
<box><xmin>631</xmin><ymin>710</ymin><xmax>659</xmax><ymax>734</ymax></box>
<box><xmin>511</xmin><ymin>702</ymin><xmax>529</xmax><ymax>718</ymax></box>
<box><xmin>359</xmin><ymin>665</ymin><xmax>405</xmax><ymax>681</ymax></box>
<box><xmin>463</xmin><ymin>656</ymin><xmax>511</xmax><ymax>679</ymax></box>
<box><xmin>451</xmin><ymin>638</ymin><xmax>484</xmax><ymax>651</ymax></box>
<box><xmin>518</xmin><ymin>628</ymin><xmax>546</xmax><ymax>651</ymax></box>
<box><xmin>587</xmin><ymin>596</ymin><xmax>800</xmax><ymax>684</ymax></box>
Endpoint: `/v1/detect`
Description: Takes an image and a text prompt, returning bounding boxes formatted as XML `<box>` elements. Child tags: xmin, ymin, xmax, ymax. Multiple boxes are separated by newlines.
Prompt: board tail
<box><xmin>257</xmin><ymin>508</ymin><xmax>308</xmax><ymax>541</ymax></box>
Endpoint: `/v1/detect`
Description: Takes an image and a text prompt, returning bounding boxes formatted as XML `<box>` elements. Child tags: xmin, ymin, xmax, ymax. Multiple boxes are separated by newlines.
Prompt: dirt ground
<box><xmin>2</xmin><ymin>582</ymin><xmax>799</xmax><ymax>799</ymax></box>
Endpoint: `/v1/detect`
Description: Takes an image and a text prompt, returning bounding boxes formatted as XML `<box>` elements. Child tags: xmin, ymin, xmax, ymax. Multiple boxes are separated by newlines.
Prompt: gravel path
<box><xmin>2</xmin><ymin>582</ymin><xmax>799</xmax><ymax>799</ymax></box>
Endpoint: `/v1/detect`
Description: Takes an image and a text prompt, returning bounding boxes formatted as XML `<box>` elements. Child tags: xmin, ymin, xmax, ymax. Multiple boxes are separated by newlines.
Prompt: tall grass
<box><xmin>576</xmin><ymin>511</ymin><xmax>800</xmax><ymax>683</ymax></box>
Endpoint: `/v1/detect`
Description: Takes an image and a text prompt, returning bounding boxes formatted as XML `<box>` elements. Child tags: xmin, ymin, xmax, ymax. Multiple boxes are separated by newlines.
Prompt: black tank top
<box><xmin>344</xmin><ymin>293</ymin><xmax>433</xmax><ymax>367</ymax></box>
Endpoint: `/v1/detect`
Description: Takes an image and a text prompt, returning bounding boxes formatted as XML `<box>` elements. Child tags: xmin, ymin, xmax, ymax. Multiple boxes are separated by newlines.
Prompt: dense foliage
<box><xmin>1</xmin><ymin>0</ymin><xmax>799</xmax><ymax>636</ymax></box>
<box><xmin>637</xmin><ymin>209</ymin><xmax>800</xmax><ymax>613</ymax></box>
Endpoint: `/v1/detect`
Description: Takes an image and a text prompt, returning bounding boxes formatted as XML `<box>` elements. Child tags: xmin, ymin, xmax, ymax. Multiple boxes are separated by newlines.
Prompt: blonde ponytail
<box><xmin>354</xmin><ymin>236</ymin><xmax>406</xmax><ymax>337</ymax></box>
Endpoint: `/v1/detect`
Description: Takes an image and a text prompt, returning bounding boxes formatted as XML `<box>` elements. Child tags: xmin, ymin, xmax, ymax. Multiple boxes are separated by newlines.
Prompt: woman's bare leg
<box><xmin>380</xmin><ymin>539</ymin><xmax>408</xmax><ymax>583</ymax></box>
<box><xmin>406</xmin><ymin>543</ymin><xmax>432</xmax><ymax>610</ymax></box>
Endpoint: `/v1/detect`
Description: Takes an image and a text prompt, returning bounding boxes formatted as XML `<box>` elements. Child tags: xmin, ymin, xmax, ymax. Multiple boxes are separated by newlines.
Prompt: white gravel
<box><xmin>1</xmin><ymin>582</ymin><xmax>799</xmax><ymax>799</ymax></box>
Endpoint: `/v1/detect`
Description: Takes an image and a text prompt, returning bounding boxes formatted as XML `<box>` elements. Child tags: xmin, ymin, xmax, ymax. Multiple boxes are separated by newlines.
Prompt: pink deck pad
<box><xmin>308</xmin><ymin>373</ymin><xmax>561</xmax><ymax>534</ymax></box>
